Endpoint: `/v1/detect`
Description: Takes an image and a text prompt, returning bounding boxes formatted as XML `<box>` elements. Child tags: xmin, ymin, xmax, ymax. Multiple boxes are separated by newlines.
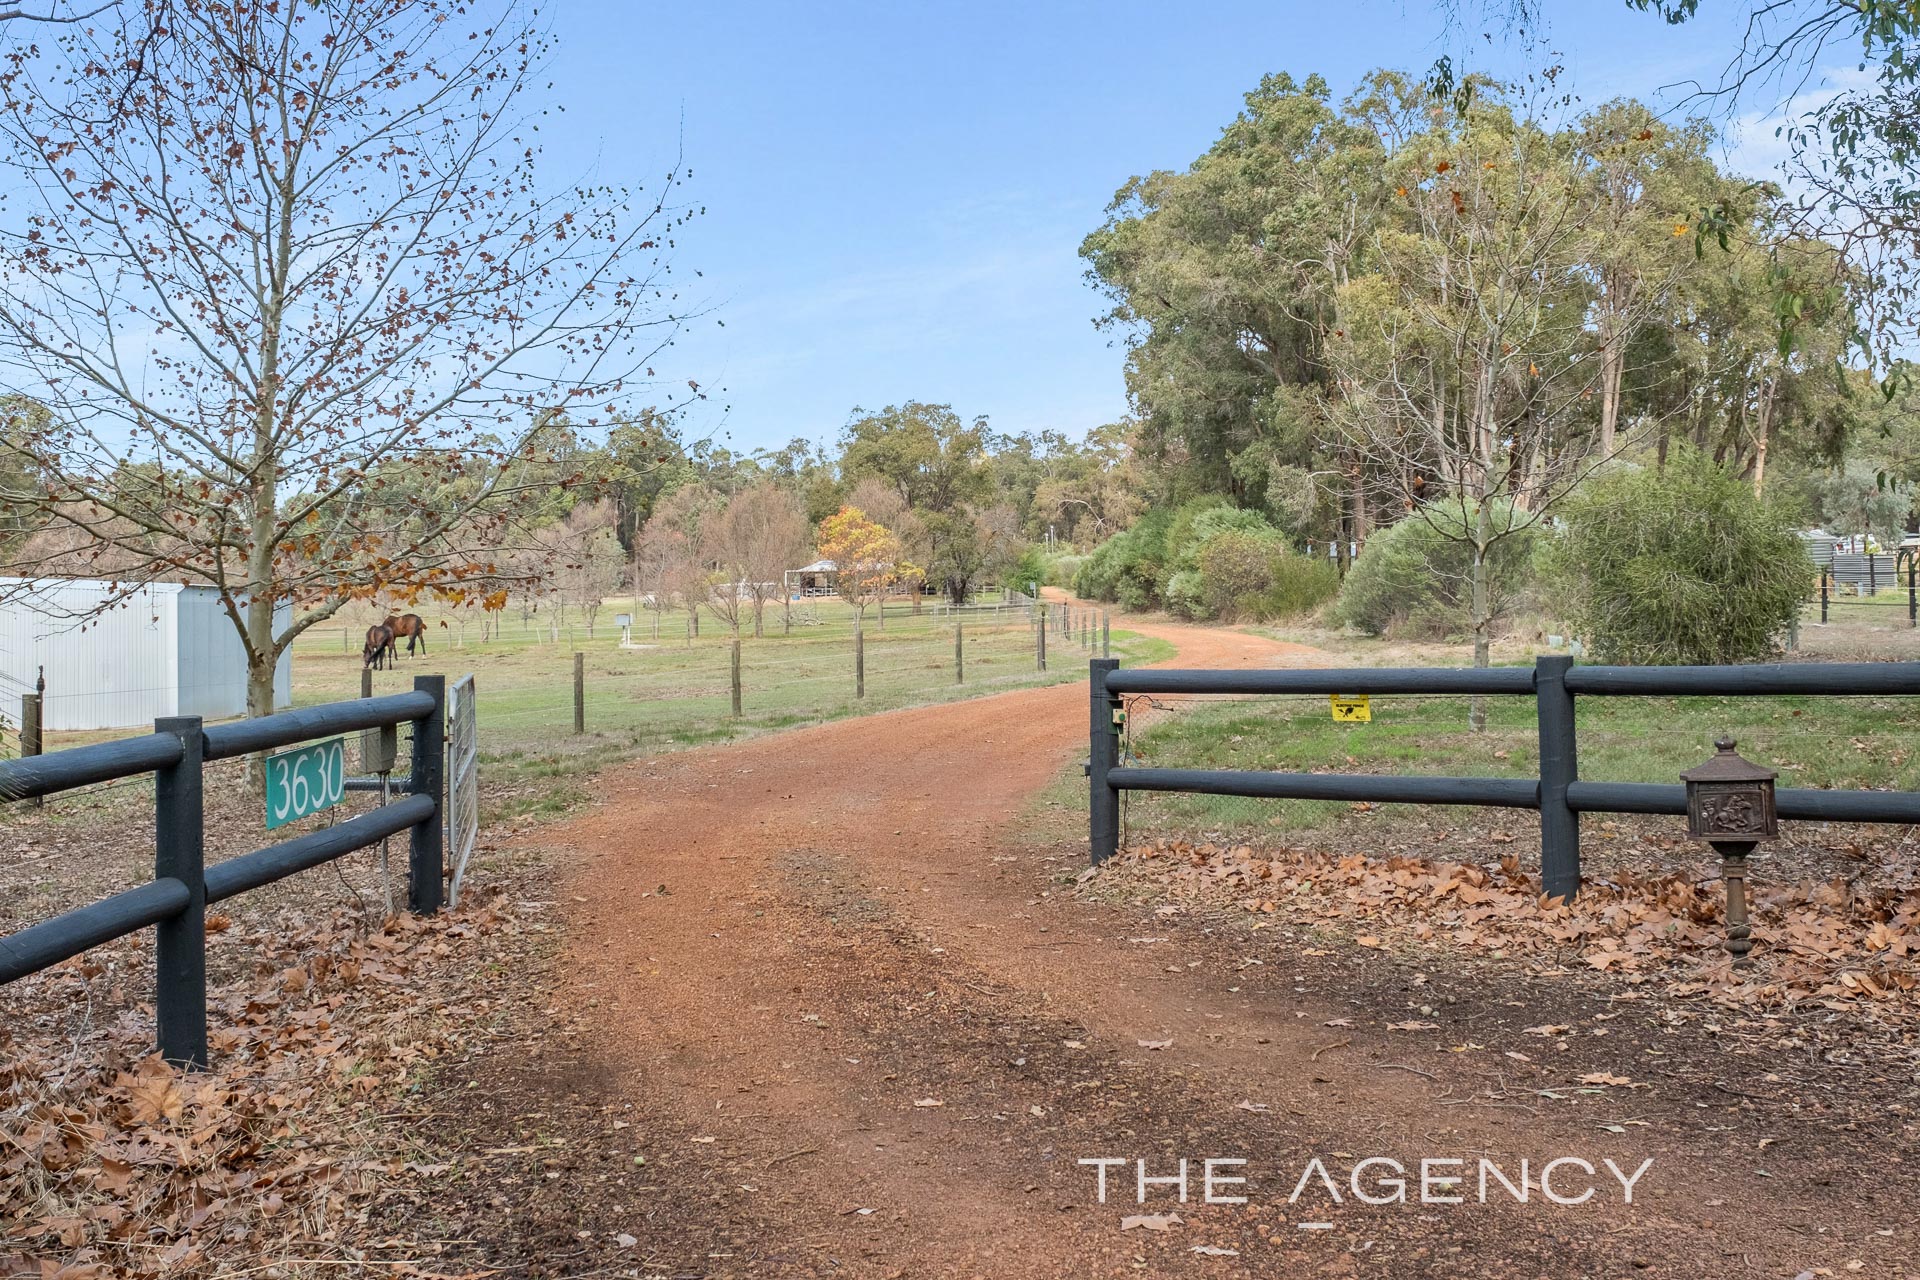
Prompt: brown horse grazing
<box><xmin>362</xmin><ymin>624</ymin><xmax>396</xmax><ymax>670</ymax></box>
<box><xmin>382</xmin><ymin>613</ymin><xmax>428</xmax><ymax>658</ymax></box>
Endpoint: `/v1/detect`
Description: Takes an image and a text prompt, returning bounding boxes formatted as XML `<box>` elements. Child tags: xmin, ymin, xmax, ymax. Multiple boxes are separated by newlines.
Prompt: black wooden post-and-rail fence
<box><xmin>0</xmin><ymin>675</ymin><xmax>447</xmax><ymax>1070</ymax></box>
<box><xmin>1088</xmin><ymin>655</ymin><xmax>1920</xmax><ymax>900</ymax></box>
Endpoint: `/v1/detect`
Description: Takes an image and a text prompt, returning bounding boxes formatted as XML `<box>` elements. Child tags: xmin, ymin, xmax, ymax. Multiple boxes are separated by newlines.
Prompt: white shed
<box><xmin>0</xmin><ymin>578</ymin><xmax>291</xmax><ymax>731</ymax></box>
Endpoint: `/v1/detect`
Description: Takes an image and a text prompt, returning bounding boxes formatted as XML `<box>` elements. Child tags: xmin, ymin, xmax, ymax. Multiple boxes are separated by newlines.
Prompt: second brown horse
<box><xmin>382</xmin><ymin>612</ymin><xmax>428</xmax><ymax>659</ymax></box>
<box><xmin>362</xmin><ymin>624</ymin><xmax>395</xmax><ymax>670</ymax></box>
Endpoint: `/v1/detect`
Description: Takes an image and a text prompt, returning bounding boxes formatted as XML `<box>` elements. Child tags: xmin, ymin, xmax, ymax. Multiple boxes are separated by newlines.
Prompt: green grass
<box><xmin>1121</xmin><ymin>679</ymin><xmax>1920</xmax><ymax>837</ymax></box>
<box><xmin>296</xmin><ymin>598</ymin><xmax>1171</xmax><ymax>822</ymax></box>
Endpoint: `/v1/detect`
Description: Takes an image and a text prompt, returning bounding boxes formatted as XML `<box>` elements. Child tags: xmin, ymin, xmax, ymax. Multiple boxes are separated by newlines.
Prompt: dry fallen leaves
<box><xmin>1102</xmin><ymin>839</ymin><xmax>1920</xmax><ymax>1013</ymax></box>
<box><xmin>1</xmin><ymin>892</ymin><xmax>522</xmax><ymax>1279</ymax></box>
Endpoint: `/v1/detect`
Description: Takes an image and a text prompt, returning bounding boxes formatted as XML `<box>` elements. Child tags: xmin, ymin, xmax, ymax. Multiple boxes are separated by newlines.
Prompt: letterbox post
<box><xmin>1683</xmin><ymin>738</ymin><xmax>1778</xmax><ymax>966</ymax></box>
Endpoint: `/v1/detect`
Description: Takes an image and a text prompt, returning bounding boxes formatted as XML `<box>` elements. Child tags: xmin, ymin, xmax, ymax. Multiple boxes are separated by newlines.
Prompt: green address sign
<box><xmin>265</xmin><ymin>736</ymin><xmax>347</xmax><ymax>830</ymax></box>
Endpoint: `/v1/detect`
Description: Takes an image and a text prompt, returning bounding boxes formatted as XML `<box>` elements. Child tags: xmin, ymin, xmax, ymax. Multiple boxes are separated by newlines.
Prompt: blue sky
<box><xmin>546</xmin><ymin>1</ymin><xmax>1799</xmax><ymax>457</ymax></box>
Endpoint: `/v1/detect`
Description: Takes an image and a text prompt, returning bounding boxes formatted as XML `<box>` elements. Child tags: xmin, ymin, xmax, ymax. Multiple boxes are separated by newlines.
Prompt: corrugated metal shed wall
<box><xmin>0</xmin><ymin>578</ymin><xmax>291</xmax><ymax>731</ymax></box>
<box><xmin>175</xmin><ymin>587</ymin><xmax>291</xmax><ymax>720</ymax></box>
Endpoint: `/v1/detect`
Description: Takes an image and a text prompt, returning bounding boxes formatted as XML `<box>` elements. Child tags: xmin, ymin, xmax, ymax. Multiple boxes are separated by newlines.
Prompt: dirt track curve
<box><xmin>512</xmin><ymin>615</ymin><xmax>1912</xmax><ymax>1279</ymax></box>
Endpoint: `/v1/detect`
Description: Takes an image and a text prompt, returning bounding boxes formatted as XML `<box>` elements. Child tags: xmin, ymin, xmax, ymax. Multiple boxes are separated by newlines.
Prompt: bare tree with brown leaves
<box><xmin>710</xmin><ymin>483</ymin><xmax>811</xmax><ymax>638</ymax></box>
<box><xmin>0</xmin><ymin>0</ymin><xmax>696</xmax><ymax>717</ymax></box>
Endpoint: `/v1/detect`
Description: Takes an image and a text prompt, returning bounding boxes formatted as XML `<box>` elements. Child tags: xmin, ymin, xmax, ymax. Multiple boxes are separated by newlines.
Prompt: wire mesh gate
<box><xmin>445</xmin><ymin>674</ymin><xmax>479</xmax><ymax>907</ymax></box>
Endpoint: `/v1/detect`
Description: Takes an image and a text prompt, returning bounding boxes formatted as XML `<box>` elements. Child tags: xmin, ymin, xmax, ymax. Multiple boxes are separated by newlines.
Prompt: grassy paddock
<box><xmin>1120</xmin><ymin>680</ymin><xmax>1920</xmax><ymax>839</ymax></box>
<box><xmin>296</xmin><ymin>597</ymin><xmax>1168</xmax><ymax>821</ymax></box>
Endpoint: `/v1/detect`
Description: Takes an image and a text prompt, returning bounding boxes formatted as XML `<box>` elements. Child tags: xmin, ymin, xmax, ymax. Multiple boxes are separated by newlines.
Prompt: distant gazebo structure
<box><xmin>784</xmin><ymin>559</ymin><xmax>838</xmax><ymax>599</ymax></box>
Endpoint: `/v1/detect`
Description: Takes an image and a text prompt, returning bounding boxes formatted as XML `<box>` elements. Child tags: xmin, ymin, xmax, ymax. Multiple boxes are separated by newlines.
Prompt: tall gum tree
<box><xmin>1080</xmin><ymin>71</ymin><xmax>1427</xmax><ymax>552</ymax></box>
<box><xmin>1329</xmin><ymin>94</ymin><xmax>1653</xmax><ymax>726</ymax></box>
<box><xmin>0</xmin><ymin>0</ymin><xmax>696</xmax><ymax>718</ymax></box>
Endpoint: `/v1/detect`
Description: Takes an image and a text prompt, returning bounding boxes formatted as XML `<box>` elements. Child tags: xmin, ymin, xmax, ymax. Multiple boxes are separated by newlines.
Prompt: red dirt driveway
<box><xmin>509</xmin><ymin>617</ymin><xmax>1916</xmax><ymax>1279</ymax></box>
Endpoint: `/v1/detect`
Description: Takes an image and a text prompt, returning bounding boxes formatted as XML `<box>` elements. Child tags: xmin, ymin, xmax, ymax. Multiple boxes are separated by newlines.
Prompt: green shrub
<box><xmin>1197</xmin><ymin>528</ymin><xmax>1283</xmax><ymax>617</ymax></box>
<box><xmin>1005</xmin><ymin>546</ymin><xmax>1049</xmax><ymax>596</ymax></box>
<box><xmin>1074</xmin><ymin>508</ymin><xmax>1173</xmax><ymax>608</ymax></box>
<box><xmin>1164</xmin><ymin>568</ymin><xmax>1207</xmax><ymax>619</ymax></box>
<box><xmin>1161</xmin><ymin>497</ymin><xmax>1237</xmax><ymax>575</ymax></box>
<box><xmin>1260</xmin><ymin>551</ymin><xmax>1341</xmax><ymax>618</ymax></box>
<box><xmin>1074</xmin><ymin>499</ymin><xmax>1286</xmax><ymax>616</ymax></box>
<box><xmin>1046</xmin><ymin>553</ymin><xmax>1088</xmax><ymax>588</ymax></box>
<box><xmin>1547</xmin><ymin>452</ymin><xmax>1812</xmax><ymax>664</ymax></box>
<box><xmin>1172</xmin><ymin>505</ymin><xmax>1275</xmax><ymax>573</ymax></box>
<box><xmin>1337</xmin><ymin>503</ymin><xmax>1540</xmax><ymax>637</ymax></box>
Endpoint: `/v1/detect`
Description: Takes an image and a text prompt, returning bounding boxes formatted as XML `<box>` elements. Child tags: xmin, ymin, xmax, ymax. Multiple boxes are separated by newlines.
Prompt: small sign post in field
<box><xmin>264</xmin><ymin>736</ymin><xmax>346</xmax><ymax>829</ymax></box>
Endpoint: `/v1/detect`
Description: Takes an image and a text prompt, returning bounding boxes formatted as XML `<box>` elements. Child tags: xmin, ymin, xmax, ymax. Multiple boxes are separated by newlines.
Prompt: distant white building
<box><xmin>0</xmin><ymin>577</ymin><xmax>291</xmax><ymax>731</ymax></box>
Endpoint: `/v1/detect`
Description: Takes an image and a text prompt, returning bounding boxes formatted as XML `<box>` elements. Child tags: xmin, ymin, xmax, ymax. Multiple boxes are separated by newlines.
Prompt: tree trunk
<box><xmin>1751</xmin><ymin>379</ymin><xmax>1776</xmax><ymax>497</ymax></box>
<box><xmin>1598</xmin><ymin>338</ymin><xmax>1624</xmax><ymax>458</ymax></box>
<box><xmin>752</xmin><ymin>598</ymin><xmax>764</xmax><ymax>638</ymax></box>
<box><xmin>1468</xmin><ymin>508</ymin><xmax>1493</xmax><ymax>733</ymax></box>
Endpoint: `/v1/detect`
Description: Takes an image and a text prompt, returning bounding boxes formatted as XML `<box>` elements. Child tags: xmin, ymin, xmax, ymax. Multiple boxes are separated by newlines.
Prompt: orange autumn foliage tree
<box><xmin>815</xmin><ymin>507</ymin><xmax>909</xmax><ymax>627</ymax></box>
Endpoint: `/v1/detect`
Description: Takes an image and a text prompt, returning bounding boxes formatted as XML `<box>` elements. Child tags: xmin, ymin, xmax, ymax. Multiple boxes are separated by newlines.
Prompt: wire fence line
<box><xmin>287</xmin><ymin>594</ymin><xmax>1049</xmax><ymax>656</ymax></box>
<box><xmin>420</xmin><ymin>607</ymin><xmax>1119</xmax><ymax>763</ymax></box>
<box><xmin>8</xmin><ymin>596</ymin><xmax>1126</xmax><ymax>832</ymax></box>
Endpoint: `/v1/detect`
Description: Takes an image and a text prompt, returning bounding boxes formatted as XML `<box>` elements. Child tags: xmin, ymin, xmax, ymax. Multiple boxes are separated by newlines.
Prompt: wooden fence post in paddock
<box><xmin>572</xmin><ymin>652</ymin><xmax>585</xmax><ymax>735</ymax></box>
<box><xmin>855</xmin><ymin>617</ymin><xmax>866</xmax><ymax>699</ymax></box>
<box><xmin>1037</xmin><ymin>605</ymin><xmax>1048</xmax><ymax>672</ymax></box>
<box><xmin>731</xmin><ymin>638</ymin><xmax>743</xmax><ymax>717</ymax></box>
<box><xmin>20</xmin><ymin>693</ymin><xmax>41</xmax><ymax>808</ymax></box>
<box><xmin>954</xmin><ymin>622</ymin><xmax>964</xmax><ymax>684</ymax></box>
<box><xmin>361</xmin><ymin>666</ymin><xmax>373</xmax><ymax>699</ymax></box>
<box><xmin>1103</xmin><ymin>611</ymin><xmax>1110</xmax><ymax>658</ymax></box>
<box><xmin>154</xmin><ymin>715</ymin><xmax>207</xmax><ymax>1068</ymax></box>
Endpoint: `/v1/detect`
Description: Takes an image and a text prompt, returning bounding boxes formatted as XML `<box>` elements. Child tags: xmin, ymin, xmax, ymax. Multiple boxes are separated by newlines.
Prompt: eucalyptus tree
<box><xmin>1081</xmin><ymin>71</ymin><xmax>1419</xmax><ymax>545</ymax></box>
<box><xmin>1573</xmin><ymin>101</ymin><xmax>1724</xmax><ymax>457</ymax></box>
<box><xmin>1328</xmin><ymin>96</ymin><xmax>1631</xmax><ymax>721</ymax></box>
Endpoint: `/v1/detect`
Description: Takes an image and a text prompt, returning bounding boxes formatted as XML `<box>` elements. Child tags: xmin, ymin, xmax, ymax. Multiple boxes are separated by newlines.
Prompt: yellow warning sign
<box><xmin>1329</xmin><ymin>694</ymin><xmax>1372</xmax><ymax>723</ymax></box>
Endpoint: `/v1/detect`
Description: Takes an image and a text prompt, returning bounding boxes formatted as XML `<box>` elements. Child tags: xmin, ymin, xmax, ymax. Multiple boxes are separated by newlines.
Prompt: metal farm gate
<box><xmin>446</xmin><ymin>674</ymin><xmax>480</xmax><ymax>906</ymax></box>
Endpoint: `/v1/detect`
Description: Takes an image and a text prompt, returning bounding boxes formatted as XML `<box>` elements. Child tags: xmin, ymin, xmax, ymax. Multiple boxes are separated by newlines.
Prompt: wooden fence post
<box><xmin>154</xmin><ymin>715</ymin><xmax>207</xmax><ymax>1068</ymax></box>
<box><xmin>855</xmin><ymin>615</ymin><xmax>866</xmax><ymax>699</ymax></box>
<box><xmin>572</xmin><ymin>651</ymin><xmax>585</xmax><ymax>735</ymax></box>
<box><xmin>1103</xmin><ymin>611</ymin><xmax>1110</xmax><ymax>658</ymax></box>
<box><xmin>1037</xmin><ymin>605</ymin><xmax>1048</xmax><ymax>672</ymax></box>
<box><xmin>954</xmin><ymin>622</ymin><xmax>963</xmax><ymax>684</ymax></box>
<box><xmin>20</xmin><ymin>693</ymin><xmax>41</xmax><ymax>808</ymax></box>
<box><xmin>731</xmin><ymin>638</ymin><xmax>743</xmax><ymax>717</ymax></box>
